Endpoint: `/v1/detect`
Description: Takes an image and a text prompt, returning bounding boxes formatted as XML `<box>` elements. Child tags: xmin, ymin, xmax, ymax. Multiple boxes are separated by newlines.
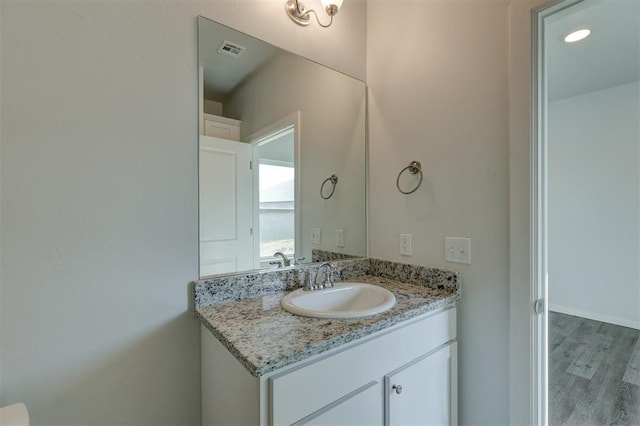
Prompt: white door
<box><xmin>386</xmin><ymin>342</ymin><xmax>457</xmax><ymax>426</ymax></box>
<box><xmin>199</xmin><ymin>135</ymin><xmax>253</xmax><ymax>276</ymax></box>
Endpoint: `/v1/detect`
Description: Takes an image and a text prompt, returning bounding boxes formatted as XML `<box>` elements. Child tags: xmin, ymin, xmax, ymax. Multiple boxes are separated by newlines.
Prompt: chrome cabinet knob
<box><xmin>392</xmin><ymin>384</ymin><xmax>402</xmax><ymax>394</ymax></box>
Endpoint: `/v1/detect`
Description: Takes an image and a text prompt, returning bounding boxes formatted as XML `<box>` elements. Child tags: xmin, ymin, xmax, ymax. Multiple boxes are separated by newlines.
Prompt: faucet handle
<box><xmin>303</xmin><ymin>263</ymin><xmax>336</xmax><ymax>291</ymax></box>
<box><xmin>304</xmin><ymin>270</ymin><xmax>322</xmax><ymax>291</ymax></box>
<box><xmin>317</xmin><ymin>262</ymin><xmax>338</xmax><ymax>287</ymax></box>
<box><xmin>320</xmin><ymin>261</ymin><xmax>338</xmax><ymax>274</ymax></box>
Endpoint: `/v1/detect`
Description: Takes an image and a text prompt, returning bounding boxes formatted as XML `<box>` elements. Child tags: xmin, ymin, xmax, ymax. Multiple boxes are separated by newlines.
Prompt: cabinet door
<box><xmin>291</xmin><ymin>381</ymin><xmax>381</xmax><ymax>426</ymax></box>
<box><xmin>204</xmin><ymin>119</ymin><xmax>240</xmax><ymax>140</ymax></box>
<box><xmin>386</xmin><ymin>341</ymin><xmax>457</xmax><ymax>426</ymax></box>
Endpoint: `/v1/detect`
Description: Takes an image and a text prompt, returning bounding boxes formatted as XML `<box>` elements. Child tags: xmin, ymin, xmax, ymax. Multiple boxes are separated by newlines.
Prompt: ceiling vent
<box><xmin>217</xmin><ymin>41</ymin><xmax>246</xmax><ymax>58</ymax></box>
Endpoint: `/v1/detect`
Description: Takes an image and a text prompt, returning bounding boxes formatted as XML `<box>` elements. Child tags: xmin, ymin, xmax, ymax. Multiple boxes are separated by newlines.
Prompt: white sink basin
<box><xmin>281</xmin><ymin>282</ymin><xmax>396</xmax><ymax>319</ymax></box>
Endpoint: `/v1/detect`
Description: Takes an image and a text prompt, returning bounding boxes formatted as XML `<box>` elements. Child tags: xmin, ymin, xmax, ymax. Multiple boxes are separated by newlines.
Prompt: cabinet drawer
<box><xmin>270</xmin><ymin>307</ymin><xmax>455</xmax><ymax>425</ymax></box>
<box><xmin>293</xmin><ymin>381</ymin><xmax>382</xmax><ymax>426</ymax></box>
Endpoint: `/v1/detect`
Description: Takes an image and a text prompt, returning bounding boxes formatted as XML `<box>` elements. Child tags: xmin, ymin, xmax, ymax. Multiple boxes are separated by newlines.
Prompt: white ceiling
<box><xmin>199</xmin><ymin>2</ymin><xmax>639</xmax><ymax>103</ymax></box>
<box><xmin>198</xmin><ymin>17</ymin><xmax>278</xmax><ymax>100</ymax></box>
<box><xmin>547</xmin><ymin>0</ymin><xmax>640</xmax><ymax>101</ymax></box>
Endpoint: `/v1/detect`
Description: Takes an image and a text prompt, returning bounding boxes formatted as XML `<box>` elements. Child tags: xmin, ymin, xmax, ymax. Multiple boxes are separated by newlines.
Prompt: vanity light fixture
<box><xmin>285</xmin><ymin>0</ymin><xmax>344</xmax><ymax>28</ymax></box>
<box><xmin>564</xmin><ymin>28</ymin><xmax>591</xmax><ymax>43</ymax></box>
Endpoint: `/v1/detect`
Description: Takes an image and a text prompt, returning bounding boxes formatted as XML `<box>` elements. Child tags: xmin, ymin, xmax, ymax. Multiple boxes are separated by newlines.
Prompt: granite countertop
<box><xmin>195</xmin><ymin>274</ymin><xmax>458</xmax><ymax>377</ymax></box>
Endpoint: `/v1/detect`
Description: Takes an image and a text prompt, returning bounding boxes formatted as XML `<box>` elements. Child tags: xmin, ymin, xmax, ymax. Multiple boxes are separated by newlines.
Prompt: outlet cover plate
<box><xmin>311</xmin><ymin>228</ymin><xmax>321</xmax><ymax>245</ymax></box>
<box><xmin>445</xmin><ymin>237</ymin><xmax>471</xmax><ymax>264</ymax></box>
<box><xmin>400</xmin><ymin>234</ymin><xmax>412</xmax><ymax>256</ymax></box>
<box><xmin>336</xmin><ymin>229</ymin><xmax>345</xmax><ymax>248</ymax></box>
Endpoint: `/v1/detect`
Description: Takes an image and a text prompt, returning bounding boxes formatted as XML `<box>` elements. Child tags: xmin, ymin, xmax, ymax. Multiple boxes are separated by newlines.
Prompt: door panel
<box><xmin>199</xmin><ymin>135</ymin><xmax>253</xmax><ymax>276</ymax></box>
<box><xmin>386</xmin><ymin>342</ymin><xmax>456</xmax><ymax>426</ymax></box>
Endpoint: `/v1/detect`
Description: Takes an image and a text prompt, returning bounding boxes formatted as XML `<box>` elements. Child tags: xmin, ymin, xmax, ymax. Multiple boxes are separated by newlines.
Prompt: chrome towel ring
<box><xmin>320</xmin><ymin>174</ymin><xmax>338</xmax><ymax>199</ymax></box>
<box><xmin>396</xmin><ymin>161</ymin><xmax>423</xmax><ymax>195</ymax></box>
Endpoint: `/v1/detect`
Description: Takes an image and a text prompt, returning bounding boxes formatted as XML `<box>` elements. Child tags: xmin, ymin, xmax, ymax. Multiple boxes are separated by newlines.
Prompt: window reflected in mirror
<box><xmin>256</xmin><ymin>128</ymin><xmax>295</xmax><ymax>264</ymax></box>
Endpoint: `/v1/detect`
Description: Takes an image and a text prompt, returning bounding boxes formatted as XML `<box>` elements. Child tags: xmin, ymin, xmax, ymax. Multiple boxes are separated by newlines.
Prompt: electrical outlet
<box><xmin>400</xmin><ymin>234</ymin><xmax>412</xmax><ymax>256</ymax></box>
<box><xmin>336</xmin><ymin>229</ymin><xmax>345</xmax><ymax>248</ymax></box>
<box><xmin>445</xmin><ymin>237</ymin><xmax>471</xmax><ymax>264</ymax></box>
<box><xmin>311</xmin><ymin>228</ymin><xmax>321</xmax><ymax>245</ymax></box>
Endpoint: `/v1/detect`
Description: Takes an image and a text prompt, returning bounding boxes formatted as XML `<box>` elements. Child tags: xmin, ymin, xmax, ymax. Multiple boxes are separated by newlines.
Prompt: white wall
<box><xmin>226</xmin><ymin>52</ymin><xmax>367</xmax><ymax>261</ymax></box>
<box><xmin>548</xmin><ymin>81</ymin><xmax>640</xmax><ymax>329</ymax></box>
<box><xmin>0</xmin><ymin>1</ymin><xmax>366</xmax><ymax>425</ymax></box>
<box><xmin>367</xmin><ymin>1</ymin><xmax>511</xmax><ymax>423</ymax></box>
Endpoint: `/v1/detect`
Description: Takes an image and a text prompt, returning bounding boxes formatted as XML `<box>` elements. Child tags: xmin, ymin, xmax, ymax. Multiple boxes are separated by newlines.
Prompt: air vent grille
<box><xmin>217</xmin><ymin>40</ymin><xmax>246</xmax><ymax>58</ymax></box>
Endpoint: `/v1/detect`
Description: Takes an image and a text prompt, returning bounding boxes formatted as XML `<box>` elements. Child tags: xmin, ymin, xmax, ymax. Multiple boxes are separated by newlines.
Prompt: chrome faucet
<box><xmin>270</xmin><ymin>252</ymin><xmax>291</xmax><ymax>268</ymax></box>
<box><xmin>304</xmin><ymin>262</ymin><xmax>337</xmax><ymax>291</ymax></box>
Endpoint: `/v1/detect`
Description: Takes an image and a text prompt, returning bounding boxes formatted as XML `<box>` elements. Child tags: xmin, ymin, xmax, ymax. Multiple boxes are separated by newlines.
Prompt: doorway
<box><xmin>533</xmin><ymin>0</ymin><xmax>640</xmax><ymax>423</ymax></box>
<box><xmin>252</xmin><ymin>126</ymin><xmax>296</xmax><ymax>268</ymax></box>
<box><xmin>247</xmin><ymin>112</ymin><xmax>301</xmax><ymax>269</ymax></box>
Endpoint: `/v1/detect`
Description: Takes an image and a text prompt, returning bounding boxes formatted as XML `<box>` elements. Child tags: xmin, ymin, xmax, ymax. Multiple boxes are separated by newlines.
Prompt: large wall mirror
<box><xmin>197</xmin><ymin>16</ymin><xmax>367</xmax><ymax>278</ymax></box>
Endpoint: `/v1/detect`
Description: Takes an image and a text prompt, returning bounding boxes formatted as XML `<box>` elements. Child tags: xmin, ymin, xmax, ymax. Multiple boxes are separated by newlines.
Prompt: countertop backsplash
<box><xmin>193</xmin><ymin>257</ymin><xmax>460</xmax><ymax>309</ymax></box>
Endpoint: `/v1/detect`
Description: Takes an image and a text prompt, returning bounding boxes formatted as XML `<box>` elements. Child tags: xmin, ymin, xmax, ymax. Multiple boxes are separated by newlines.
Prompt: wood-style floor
<box><xmin>549</xmin><ymin>311</ymin><xmax>640</xmax><ymax>426</ymax></box>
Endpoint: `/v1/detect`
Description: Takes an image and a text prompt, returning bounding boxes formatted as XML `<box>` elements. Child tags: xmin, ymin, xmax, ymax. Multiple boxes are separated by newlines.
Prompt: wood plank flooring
<box><xmin>549</xmin><ymin>312</ymin><xmax>640</xmax><ymax>426</ymax></box>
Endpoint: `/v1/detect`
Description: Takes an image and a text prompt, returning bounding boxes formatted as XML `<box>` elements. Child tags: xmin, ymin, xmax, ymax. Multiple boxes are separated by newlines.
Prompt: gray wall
<box><xmin>0</xmin><ymin>1</ymin><xmax>366</xmax><ymax>425</ymax></box>
<box><xmin>0</xmin><ymin>0</ymin><xmax>552</xmax><ymax>424</ymax></box>
<box><xmin>367</xmin><ymin>1</ymin><xmax>510</xmax><ymax>423</ymax></box>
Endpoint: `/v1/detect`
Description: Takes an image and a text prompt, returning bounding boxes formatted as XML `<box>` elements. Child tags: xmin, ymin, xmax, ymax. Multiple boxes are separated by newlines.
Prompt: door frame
<box><xmin>530</xmin><ymin>0</ymin><xmax>587</xmax><ymax>424</ymax></box>
<box><xmin>247</xmin><ymin>111</ymin><xmax>302</xmax><ymax>267</ymax></box>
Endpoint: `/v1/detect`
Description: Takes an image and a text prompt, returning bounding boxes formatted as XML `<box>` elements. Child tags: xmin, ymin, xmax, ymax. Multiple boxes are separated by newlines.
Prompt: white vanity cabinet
<box><xmin>201</xmin><ymin>306</ymin><xmax>457</xmax><ymax>426</ymax></box>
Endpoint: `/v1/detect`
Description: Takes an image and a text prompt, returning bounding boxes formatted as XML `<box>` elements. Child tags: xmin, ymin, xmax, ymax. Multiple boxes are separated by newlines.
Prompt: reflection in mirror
<box><xmin>197</xmin><ymin>16</ymin><xmax>367</xmax><ymax>278</ymax></box>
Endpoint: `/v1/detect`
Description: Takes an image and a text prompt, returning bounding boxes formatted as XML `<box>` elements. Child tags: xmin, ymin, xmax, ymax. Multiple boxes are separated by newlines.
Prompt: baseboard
<box><xmin>549</xmin><ymin>304</ymin><xmax>640</xmax><ymax>330</ymax></box>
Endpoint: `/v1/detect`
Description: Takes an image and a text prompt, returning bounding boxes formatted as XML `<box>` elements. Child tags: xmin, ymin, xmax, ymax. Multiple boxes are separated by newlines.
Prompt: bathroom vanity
<box><xmin>195</xmin><ymin>16</ymin><xmax>460</xmax><ymax>426</ymax></box>
<box><xmin>194</xmin><ymin>258</ymin><xmax>460</xmax><ymax>426</ymax></box>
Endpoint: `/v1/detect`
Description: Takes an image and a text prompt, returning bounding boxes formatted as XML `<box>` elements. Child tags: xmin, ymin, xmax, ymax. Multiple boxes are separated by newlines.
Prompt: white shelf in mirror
<box><xmin>202</xmin><ymin>113</ymin><xmax>242</xmax><ymax>141</ymax></box>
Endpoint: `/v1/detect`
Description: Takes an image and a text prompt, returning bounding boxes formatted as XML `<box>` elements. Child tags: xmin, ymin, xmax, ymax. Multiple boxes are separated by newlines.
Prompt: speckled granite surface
<box><xmin>194</xmin><ymin>258</ymin><xmax>460</xmax><ymax>377</ymax></box>
<box><xmin>196</xmin><ymin>275</ymin><xmax>458</xmax><ymax>377</ymax></box>
<box><xmin>311</xmin><ymin>249</ymin><xmax>362</xmax><ymax>263</ymax></box>
<box><xmin>369</xmin><ymin>258</ymin><xmax>459</xmax><ymax>292</ymax></box>
<box><xmin>194</xmin><ymin>258</ymin><xmax>370</xmax><ymax>308</ymax></box>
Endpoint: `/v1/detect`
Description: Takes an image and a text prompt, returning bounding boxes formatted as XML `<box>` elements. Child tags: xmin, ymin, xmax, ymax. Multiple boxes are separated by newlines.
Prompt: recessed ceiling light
<box><xmin>564</xmin><ymin>29</ymin><xmax>591</xmax><ymax>43</ymax></box>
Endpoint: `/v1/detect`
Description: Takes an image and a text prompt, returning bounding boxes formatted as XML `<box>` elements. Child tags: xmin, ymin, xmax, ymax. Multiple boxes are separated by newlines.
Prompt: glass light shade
<box><xmin>564</xmin><ymin>29</ymin><xmax>591</xmax><ymax>43</ymax></box>
<box><xmin>320</xmin><ymin>0</ymin><xmax>344</xmax><ymax>12</ymax></box>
